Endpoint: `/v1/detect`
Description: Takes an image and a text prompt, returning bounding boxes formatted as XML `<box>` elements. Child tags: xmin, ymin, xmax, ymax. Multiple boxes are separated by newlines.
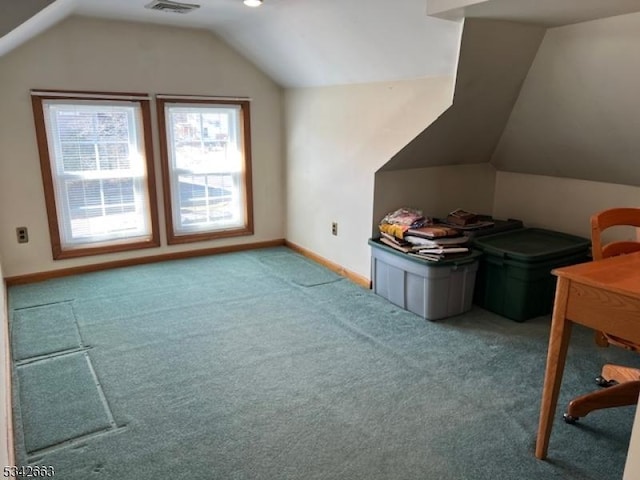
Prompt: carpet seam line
<box><xmin>12</xmin><ymin>300</ymin><xmax>75</xmax><ymax>312</ymax></box>
<box><xmin>26</xmin><ymin>425</ymin><xmax>128</xmax><ymax>461</ymax></box>
<box><xmin>14</xmin><ymin>347</ymin><xmax>92</xmax><ymax>366</ymax></box>
<box><xmin>70</xmin><ymin>301</ymin><xmax>85</xmax><ymax>353</ymax></box>
<box><xmin>83</xmin><ymin>352</ymin><xmax>118</xmax><ymax>429</ymax></box>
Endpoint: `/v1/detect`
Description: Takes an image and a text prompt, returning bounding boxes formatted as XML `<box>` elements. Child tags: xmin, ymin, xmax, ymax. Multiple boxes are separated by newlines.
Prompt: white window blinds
<box><xmin>42</xmin><ymin>100</ymin><xmax>154</xmax><ymax>249</ymax></box>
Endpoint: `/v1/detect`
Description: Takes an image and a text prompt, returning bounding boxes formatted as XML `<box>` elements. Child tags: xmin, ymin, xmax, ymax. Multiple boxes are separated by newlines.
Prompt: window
<box><xmin>31</xmin><ymin>91</ymin><xmax>159</xmax><ymax>259</ymax></box>
<box><xmin>156</xmin><ymin>96</ymin><xmax>254</xmax><ymax>244</ymax></box>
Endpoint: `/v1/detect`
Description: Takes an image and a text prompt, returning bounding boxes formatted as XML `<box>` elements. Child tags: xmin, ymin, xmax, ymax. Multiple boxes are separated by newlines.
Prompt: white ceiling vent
<box><xmin>144</xmin><ymin>0</ymin><xmax>200</xmax><ymax>14</ymax></box>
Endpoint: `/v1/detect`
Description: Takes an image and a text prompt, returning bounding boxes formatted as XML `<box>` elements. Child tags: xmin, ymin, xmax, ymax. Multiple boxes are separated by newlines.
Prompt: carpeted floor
<box><xmin>7</xmin><ymin>247</ymin><xmax>639</xmax><ymax>479</ymax></box>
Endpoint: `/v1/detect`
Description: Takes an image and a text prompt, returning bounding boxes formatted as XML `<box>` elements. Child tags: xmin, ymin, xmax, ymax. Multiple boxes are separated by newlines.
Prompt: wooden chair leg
<box><xmin>566</xmin><ymin>380</ymin><xmax>640</xmax><ymax>419</ymax></box>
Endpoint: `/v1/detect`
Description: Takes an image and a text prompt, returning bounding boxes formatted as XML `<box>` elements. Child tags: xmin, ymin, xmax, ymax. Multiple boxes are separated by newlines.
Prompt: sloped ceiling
<box><xmin>380</xmin><ymin>19</ymin><xmax>546</xmax><ymax>171</ymax></box>
<box><xmin>491</xmin><ymin>11</ymin><xmax>640</xmax><ymax>186</ymax></box>
<box><xmin>437</xmin><ymin>0</ymin><xmax>640</xmax><ymax>27</ymax></box>
<box><xmin>5</xmin><ymin>1</ymin><xmax>640</xmax><ymax>89</ymax></box>
<box><xmin>0</xmin><ymin>0</ymin><xmax>55</xmax><ymax>37</ymax></box>
<box><xmin>0</xmin><ymin>0</ymin><xmax>462</xmax><ymax>88</ymax></box>
<box><xmin>380</xmin><ymin>0</ymin><xmax>640</xmax><ymax>190</ymax></box>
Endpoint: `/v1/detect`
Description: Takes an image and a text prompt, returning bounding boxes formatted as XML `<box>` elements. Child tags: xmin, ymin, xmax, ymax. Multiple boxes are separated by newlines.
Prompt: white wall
<box><xmin>493</xmin><ymin>171</ymin><xmax>640</xmax><ymax>238</ymax></box>
<box><xmin>373</xmin><ymin>163</ymin><xmax>496</xmax><ymax>232</ymax></box>
<box><xmin>0</xmin><ymin>258</ymin><xmax>13</xmax><ymax>467</ymax></box>
<box><xmin>0</xmin><ymin>16</ymin><xmax>285</xmax><ymax>278</ymax></box>
<box><xmin>285</xmin><ymin>77</ymin><xmax>455</xmax><ymax>279</ymax></box>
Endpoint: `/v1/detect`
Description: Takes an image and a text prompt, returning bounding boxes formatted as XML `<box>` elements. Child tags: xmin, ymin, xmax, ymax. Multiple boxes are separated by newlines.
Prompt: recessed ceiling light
<box><xmin>243</xmin><ymin>0</ymin><xmax>263</xmax><ymax>7</ymax></box>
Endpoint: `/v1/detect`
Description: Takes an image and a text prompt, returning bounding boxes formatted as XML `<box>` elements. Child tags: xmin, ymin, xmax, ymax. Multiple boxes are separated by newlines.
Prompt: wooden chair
<box><xmin>564</xmin><ymin>207</ymin><xmax>640</xmax><ymax>423</ymax></box>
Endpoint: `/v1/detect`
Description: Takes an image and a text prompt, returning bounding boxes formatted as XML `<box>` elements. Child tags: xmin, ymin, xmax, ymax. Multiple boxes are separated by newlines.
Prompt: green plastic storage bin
<box><xmin>472</xmin><ymin>228</ymin><xmax>591</xmax><ymax>322</ymax></box>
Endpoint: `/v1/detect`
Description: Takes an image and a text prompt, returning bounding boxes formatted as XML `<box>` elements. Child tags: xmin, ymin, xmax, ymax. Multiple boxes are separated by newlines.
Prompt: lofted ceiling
<box><xmin>0</xmin><ymin>0</ymin><xmax>462</xmax><ymax>88</ymax></box>
<box><xmin>1</xmin><ymin>1</ymin><xmax>640</xmax><ymax>88</ymax></box>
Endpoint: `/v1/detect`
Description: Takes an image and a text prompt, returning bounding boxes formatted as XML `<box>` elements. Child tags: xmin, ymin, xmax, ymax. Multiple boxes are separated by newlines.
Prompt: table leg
<box><xmin>536</xmin><ymin>277</ymin><xmax>573</xmax><ymax>459</ymax></box>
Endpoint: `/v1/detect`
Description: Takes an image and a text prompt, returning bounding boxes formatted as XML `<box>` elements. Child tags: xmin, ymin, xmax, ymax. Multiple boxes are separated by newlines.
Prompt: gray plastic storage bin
<box><xmin>369</xmin><ymin>239</ymin><xmax>481</xmax><ymax>321</ymax></box>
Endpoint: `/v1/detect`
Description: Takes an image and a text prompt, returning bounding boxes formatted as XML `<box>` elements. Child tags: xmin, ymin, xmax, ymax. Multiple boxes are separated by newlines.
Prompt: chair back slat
<box><xmin>601</xmin><ymin>242</ymin><xmax>640</xmax><ymax>259</ymax></box>
<box><xmin>590</xmin><ymin>208</ymin><xmax>640</xmax><ymax>351</ymax></box>
<box><xmin>591</xmin><ymin>208</ymin><xmax>640</xmax><ymax>261</ymax></box>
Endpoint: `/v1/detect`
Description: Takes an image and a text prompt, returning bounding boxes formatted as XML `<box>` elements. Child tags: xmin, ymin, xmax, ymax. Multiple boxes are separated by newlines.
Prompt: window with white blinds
<box><xmin>157</xmin><ymin>97</ymin><xmax>253</xmax><ymax>244</ymax></box>
<box><xmin>32</xmin><ymin>92</ymin><xmax>159</xmax><ymax>258</ymax></box>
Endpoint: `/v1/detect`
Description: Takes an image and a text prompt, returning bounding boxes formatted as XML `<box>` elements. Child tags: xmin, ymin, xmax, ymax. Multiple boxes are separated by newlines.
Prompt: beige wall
<box><xmin>285</xmin><ymin>77</ymin><xmax>455</xmax><ymax>279</ymax></box>
<box><xmin>0</xmin><ymin>16</ymin><xmax>285</xmax><ymax>277</ymax></box>
<box><xmin>0</xmin><ymin>258</ymin><xmax>13</xmax><ymax>467</ymax></box>
<box><xmin>493</xmin><ymin>171</ymin><xmax>640</xmax><ymax>238</ymax></box>
<box><xmin>492</xmin><ymin>12</ymin><xmax>640</xmax><ymax>186</ymax></box>
<box><xmin>626</xmin><ymin>401</ymin><xmax>640</xmax><ymax>479</ymax></box>
<box><xmin>374</xmin><ymin>163</ymin><xmax>496</xmax><ymax>233</ymax></box>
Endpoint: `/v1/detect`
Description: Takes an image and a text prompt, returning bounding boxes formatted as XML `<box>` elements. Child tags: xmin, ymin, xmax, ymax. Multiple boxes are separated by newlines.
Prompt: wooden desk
<box><xmin>536</xmin><ymin>252</ymin><xmax>640</xmax><ymax>459</ymax></box>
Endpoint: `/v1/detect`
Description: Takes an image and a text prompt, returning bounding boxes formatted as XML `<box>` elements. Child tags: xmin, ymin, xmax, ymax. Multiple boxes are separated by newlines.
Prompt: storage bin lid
<box><xmin>465</xmin><ymin>218</ymin><xmax>524</xmax><ymax>239</ymax></box>
<box><xmin>472</xmin><ymin>228</ymin><xmax>590</xmax><ymax>262</ymax></box>
<box><xmin>368</xmin><ymin>238</ymin><xmax>482</xmax><ymax>267</ymax></box>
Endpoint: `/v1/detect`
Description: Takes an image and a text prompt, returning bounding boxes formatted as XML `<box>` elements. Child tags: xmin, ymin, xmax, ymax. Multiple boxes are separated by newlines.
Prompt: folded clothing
<box><xmin>381</xmin><ymin>207</ymin><xmax>426</xmax><ymax>227</ymax></box>
<box><xmin>379</xmin><ymin>222</ymin><xmax>410</xmax><ymax>239</ymax></box>
<box><xmin>379</xmin><ymin>207</ymin><xmax>430</xmax><ymax>240</ymax></box>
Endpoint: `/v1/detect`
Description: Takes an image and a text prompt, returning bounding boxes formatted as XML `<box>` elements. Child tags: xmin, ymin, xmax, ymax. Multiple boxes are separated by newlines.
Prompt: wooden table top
<box><xmin>552</xmin><ymin>251</ymin><xmax>640</xmax><ymax>300</ymax></box>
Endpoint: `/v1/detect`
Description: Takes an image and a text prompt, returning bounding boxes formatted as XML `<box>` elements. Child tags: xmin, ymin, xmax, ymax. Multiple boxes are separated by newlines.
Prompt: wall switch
<box><xmin>16</xmin><ymin>227</ymin><xmax>29</xmax><ymax>244</ymax></box>
<box><xmin>331</xmin><ymin>222</ymin><xmax>338</xmax><ymax>236</ymax></box>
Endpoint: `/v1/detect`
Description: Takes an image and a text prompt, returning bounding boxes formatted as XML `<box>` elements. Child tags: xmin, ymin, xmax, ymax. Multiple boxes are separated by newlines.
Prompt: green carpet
<box><xmin>8</xmin><ymin>246</ymin><xmax>640</xmax><ymax>479</ymax></box>
<box><xmin>16</xmin><ymin>352</ymin><xmax>114</xmax><ymax>454</ymax></box>
<box><xmin>11</xmin><ymin>302</ymin><xmax>81</xmax><ymax>361</ymax></box>
<box><xmin>259</xmin><ymin>250</ymin><xmax>341</xmax><ymax>286</ymax></box>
